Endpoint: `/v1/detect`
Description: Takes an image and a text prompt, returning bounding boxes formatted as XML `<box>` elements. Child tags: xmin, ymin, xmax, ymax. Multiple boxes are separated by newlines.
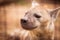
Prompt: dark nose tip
<box><xmin>21</xmin><ymin>19</ymin><xmax>27</xmax><ymax>23</ymax></box>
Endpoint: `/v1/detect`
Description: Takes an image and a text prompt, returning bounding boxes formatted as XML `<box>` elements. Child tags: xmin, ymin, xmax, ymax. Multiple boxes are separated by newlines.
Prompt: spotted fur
<box><xmin>20</xmin><ymin>6</ymin><xmax>60</xmax><ymax>40</ymax></box>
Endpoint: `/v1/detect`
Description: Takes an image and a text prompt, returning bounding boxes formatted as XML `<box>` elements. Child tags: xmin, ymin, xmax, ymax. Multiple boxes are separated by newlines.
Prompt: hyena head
<box><xmin>21</xmin><ymin>7</ymin><xmax>60</xmax><ymax>30</ymax></box>
<box><xmin>20</xmin><ymin>6</ymin><xmax>60</xmax><ymax>40</ymax></box>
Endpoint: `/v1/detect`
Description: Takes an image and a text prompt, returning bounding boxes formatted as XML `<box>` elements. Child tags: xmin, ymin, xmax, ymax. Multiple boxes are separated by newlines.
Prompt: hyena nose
<box><xmin>21</xmin><ymin>19</ymin><xmax>27</xmax><ymax>24</ymax></box>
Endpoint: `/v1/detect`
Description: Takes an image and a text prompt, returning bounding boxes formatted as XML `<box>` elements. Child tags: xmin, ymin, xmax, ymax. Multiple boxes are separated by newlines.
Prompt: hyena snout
<box><xmin>21</xmin><ymin>18</ymin><xmax>37</xmax><ymax>30</ymax></box>
<box><xmin>21</xmin><ymin>19</ymin><xmax>28</xmax><ymax>24</ymax></box>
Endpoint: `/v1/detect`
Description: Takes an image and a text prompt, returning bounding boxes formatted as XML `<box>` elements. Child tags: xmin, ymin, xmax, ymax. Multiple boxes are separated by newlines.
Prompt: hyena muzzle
<box><xmin>21</xmin><ymin>6</ymin><xmax>60</xmax><ymax>40</ymax></box>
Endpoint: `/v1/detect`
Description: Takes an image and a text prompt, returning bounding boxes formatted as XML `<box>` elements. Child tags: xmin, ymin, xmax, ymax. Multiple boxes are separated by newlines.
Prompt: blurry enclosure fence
<box><xmin>0</xmin><ymin>0</ymin><xmax>60</xmax><ymax>40</ymax></box>
<box><xmin>0</xmin><ymin>6</ymin><xmax>7</xmax><ymax>40</ymax></box>
<box><xmin>0</xmin><ymin>2</ymin><xmax>30</xmax><ymax>40</ymax></box>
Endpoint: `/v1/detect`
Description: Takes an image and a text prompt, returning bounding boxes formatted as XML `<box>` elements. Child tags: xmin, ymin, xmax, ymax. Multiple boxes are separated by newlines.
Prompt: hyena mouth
<box><xmin>21</xmin><ymin>19</ymin><xmax>37</xmax><ymax>30</ymax></box>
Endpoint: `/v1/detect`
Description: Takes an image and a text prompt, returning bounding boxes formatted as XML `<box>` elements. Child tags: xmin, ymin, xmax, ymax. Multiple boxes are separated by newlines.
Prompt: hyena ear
<box><xmin>49</xmin><ymin>7</ymin><xmax>60</xmax><ymax>21</ymax></box>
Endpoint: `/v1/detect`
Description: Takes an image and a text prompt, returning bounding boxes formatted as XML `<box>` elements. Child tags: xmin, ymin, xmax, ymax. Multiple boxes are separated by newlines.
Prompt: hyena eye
<box><xmin>34</xmin><ymin>13</ymin><xmax>41</xmax><ymax>18</ymax></box>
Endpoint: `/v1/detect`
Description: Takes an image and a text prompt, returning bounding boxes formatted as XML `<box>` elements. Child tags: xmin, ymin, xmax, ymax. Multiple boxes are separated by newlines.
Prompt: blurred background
<box><xmin>0</xmin><ymin>0</ymin><xmax>60</xmax><ymax>40</ymax></box>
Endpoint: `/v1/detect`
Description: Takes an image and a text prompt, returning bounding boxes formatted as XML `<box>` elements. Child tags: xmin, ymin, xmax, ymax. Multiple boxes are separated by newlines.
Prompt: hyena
<box><xmin>21</xmin><ymin>6</ymin><xmax>60</xmax><ymax>40</ymax></box>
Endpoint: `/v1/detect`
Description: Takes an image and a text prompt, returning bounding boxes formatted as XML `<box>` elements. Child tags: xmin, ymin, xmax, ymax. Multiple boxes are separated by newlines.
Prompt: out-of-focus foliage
<box><xmin>16</xmin><ymin>0</ymin><xmax>31</xmax><ymax>5</ymax></box>
<box><xmin>37</xmin><ymin>0</ymin><xmax>60</xmax><ymax>4</ymax></box>
<box><xmin>0</xmin><ymin>0</ymin><xmax>31</xmax><ymax>6</ymax></box>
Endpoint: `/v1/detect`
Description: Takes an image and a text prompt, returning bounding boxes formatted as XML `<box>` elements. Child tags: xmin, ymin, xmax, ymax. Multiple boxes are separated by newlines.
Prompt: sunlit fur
<box><xmin>20</xmin><ymin>6</ymin><xmax>54</xmax><ymax>40</ymax></box>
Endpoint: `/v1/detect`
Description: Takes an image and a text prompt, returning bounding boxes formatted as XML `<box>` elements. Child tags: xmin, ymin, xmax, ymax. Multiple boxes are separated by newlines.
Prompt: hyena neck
<box><xmin>47</xmin><ymin>21</ymin><xmax>54</xmax><ymax>32</ymax></box>
<box><xmin>28</xmin><ymin>21</ymin><xmax>54</xmax><ymax>40</ymax></box>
